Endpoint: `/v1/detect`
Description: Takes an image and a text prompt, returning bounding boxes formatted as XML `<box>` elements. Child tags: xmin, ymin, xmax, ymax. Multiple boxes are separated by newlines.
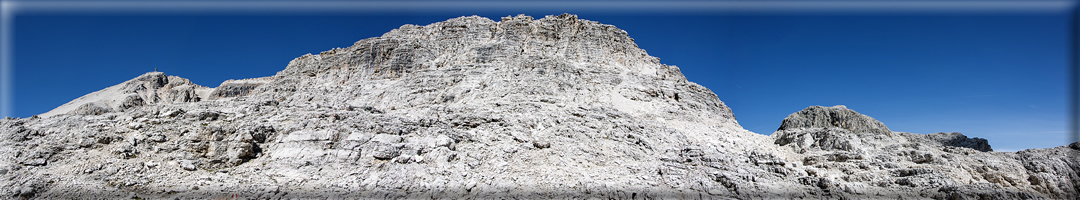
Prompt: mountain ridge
<box><xmin>2</xmin><ymin>14</ymin><xmax>1077</xmax><ymax>199</ymax></box>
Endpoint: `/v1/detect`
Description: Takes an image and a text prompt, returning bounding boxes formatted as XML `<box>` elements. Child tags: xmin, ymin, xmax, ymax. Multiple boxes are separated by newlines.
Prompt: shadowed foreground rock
<box><xmin>1</xmin><ymin>14</ymin><xmax>1077</xmax><ymax>199</ymax></box>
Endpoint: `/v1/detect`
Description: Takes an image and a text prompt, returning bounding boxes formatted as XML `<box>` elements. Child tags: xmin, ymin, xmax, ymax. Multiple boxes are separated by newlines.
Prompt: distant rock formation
<box><xmin>777</xmin><ymin>105</ymin><xmax>891</xmax><ymax>134</ymax></box>
<box><xmin>40</xmin><ymin>72</ymin><xmax>209</xmax><ymax>118</ymax></box>
<box><xmin>774</xmin><ymin>105</ymin><xmax>994</xmax><ymax>153</ymax></box>
<box><xmin>773</xmin><ymin>105</ymin><xmax>893</xmax><ymax>152</ymax></box>
<box><xmin>771</xmin><ymin>105</ymin><xmax>1075</xmax><ymax>199</ymax></box>
<box><xmin>928</xmin><ymin>131</ymin><xmax>993</xmax><ymax>152</ymax></box>
<box><xmin>1</xmin><ymin>14</ymin><xmax>1076</xmax><ymax>199</ymax></box>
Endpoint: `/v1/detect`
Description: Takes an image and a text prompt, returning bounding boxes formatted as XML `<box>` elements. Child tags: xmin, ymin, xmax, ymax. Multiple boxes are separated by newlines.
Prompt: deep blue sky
<box><xmin>9</xmin><ymin>7</ymin><xmax>1073</xmax><ymax>151</ymax></box>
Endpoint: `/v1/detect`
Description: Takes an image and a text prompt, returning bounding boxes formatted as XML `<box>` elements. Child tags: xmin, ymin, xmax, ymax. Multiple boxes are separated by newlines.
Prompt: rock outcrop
<box><xmin>39</xmin><ymin>72</ymin><xmax>210</xmax><ymax>118</ymax></box>
<box><xmin>773</xmin><ymin>105</ymin><xmax>893</xmax><ymax>152</ymax></box>
<box><xmin>770</xmin><ymin>105</ymin><xmax>1079</xmax><ymax>199</ymax></box>
<box><xmin>1</xmin><ymin>14</ymin><xmax>1077</xmax><ymax>199</ymax></box>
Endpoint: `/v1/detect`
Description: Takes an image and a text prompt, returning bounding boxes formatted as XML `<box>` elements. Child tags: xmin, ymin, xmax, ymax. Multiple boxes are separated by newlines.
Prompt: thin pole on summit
<box><xmin>1067</xmin><ymin>3</ymin><xmax>1079</xmax><ymax>144</ymax></box>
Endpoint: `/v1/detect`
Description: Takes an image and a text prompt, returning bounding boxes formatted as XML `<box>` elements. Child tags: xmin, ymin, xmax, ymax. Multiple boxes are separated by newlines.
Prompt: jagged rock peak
<box><xmin>777</xmin><ymin>105</ymin><xmax>891</xmax><ymax>135</ymax></box>
<box><xmin>275</xmin><ymin>13</ymin><xmax>674</xmax><ymax>82</ymax></box>
<box><xmin>255</xmin><ymin>13</ymin><xmax>737</xmax><ymax>125</ymax></box>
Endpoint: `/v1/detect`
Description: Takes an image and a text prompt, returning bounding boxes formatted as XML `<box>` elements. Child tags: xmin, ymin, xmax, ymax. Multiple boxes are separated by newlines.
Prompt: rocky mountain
<box><xmin>2</xmin><ymin>14</ymin><xmax>1078</xmax><ymax>199</ymax></box>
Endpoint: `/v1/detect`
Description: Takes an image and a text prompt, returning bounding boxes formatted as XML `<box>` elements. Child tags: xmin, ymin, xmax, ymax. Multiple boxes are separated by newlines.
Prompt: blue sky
<box><xmin>4</xmin><ymin>1</ymin><xmax>1074</xmax><ymax>151</ymax></box>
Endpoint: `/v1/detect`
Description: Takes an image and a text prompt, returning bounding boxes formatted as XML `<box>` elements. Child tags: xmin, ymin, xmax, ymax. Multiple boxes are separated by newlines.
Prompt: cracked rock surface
<box><xmin>2</xmin><ymin>14</ymin><xmax>1077</xmax><ymax>199</ymax></box>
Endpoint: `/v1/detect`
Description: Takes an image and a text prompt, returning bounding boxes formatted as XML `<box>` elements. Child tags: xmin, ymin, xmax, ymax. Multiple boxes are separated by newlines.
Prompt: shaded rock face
<box><xmin>208</xmin><ymin>78</ymin><xmax>270</xmax><ymax>99</ymax></box>
<box><xmin>777</xmin><ymin>105</ymin><xmax>891</xmax><ymax>135</ymax></box>
<box><xmin>1</xmin><ymin>14</ymin><xmax>1078</xmax><ymax>199</ymax></box>
<box><xmin>70</xmin><ymin>102</ymin><xmax>111</xmax><ymax>116</ymax></box>
<box><xmin>773</xmin><ymin>105</ymin><xmax>992</xmax><ymax>152</ymax></box>
<box><xmin>929</xmin><ymin>132</ymin><xmax>993</xmax><ymax>152</ymax></box>
<box><xmin>773</xmin><ymin>105</ymin><xmax>894</xmax><ymax>152</ymax></box>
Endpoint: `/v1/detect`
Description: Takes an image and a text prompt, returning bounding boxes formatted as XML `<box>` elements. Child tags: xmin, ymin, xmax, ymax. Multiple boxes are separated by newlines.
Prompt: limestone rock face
<box><xmin>777</xmin><ymin>105</ymin><xmax>891</xmax><ymax>135</ymax></box>
<box><xmin>39</xmin><ymin>72</ymin><xmax>211</xmax><ymax>118</ymax></box>
<box><xmin>208</xmin><ymin>77</ymin><xmax>270</xmax><ymax>99</ymax></box>
<box><xmin>260</xmin><ymin>14</ymin><xmax>735</xmax><ymax>125</ymax></box>
<box><xmin>1</xmin><ymin>14</ymin><xmax>1077</xmax><ymax>199</ymax></box>
<box><xmin>928</xmin><ymin>131</ymin><xmax>993</xmax><ymax>152</ymax></box>
<box><xmin>773</xmin><ymin>105</ymin><xmax>894</xmax><ymax>152</ymax></box>
<box><xmin>771</xmin><ymin>105</ymin><xmax>1077</xmax><ymax>199</ymax></box>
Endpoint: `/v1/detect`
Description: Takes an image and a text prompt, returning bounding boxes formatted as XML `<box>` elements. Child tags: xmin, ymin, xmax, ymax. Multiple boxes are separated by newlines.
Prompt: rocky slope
<box><xmin>2</xmin><ymin>14</ymin><xmax>1078</xmax><ymax>199</ymax></box>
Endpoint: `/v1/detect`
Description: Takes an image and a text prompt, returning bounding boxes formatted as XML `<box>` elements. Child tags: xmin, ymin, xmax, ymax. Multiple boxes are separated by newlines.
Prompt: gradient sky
<box><xmin>6</xmin><ymin>1</ymin><xmax>1074</xmax><ymax>152</ymax></box>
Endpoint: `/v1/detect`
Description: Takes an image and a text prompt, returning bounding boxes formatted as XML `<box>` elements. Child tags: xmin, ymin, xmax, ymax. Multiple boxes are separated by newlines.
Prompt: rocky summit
<box><xmin>2</xmin><ymin>14</ymin><xmax>1078</xmax><ymax>199</ymax></box>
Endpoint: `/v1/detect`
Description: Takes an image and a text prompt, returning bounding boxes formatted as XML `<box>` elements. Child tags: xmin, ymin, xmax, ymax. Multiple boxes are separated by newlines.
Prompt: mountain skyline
<box><xmin>5</xmin><ymin>2</ymin><xmax>1073</xmax><ymax>152</ymax></box>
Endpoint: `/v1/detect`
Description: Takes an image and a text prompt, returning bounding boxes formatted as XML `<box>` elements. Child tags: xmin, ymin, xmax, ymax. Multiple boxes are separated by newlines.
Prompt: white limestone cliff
<box><xmin>1</xmin><ymin>14</ymin><xmax>1077</xmax><ymax>199</ymax></box>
